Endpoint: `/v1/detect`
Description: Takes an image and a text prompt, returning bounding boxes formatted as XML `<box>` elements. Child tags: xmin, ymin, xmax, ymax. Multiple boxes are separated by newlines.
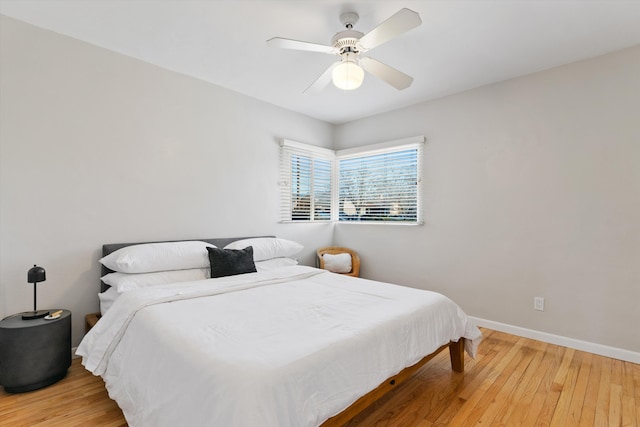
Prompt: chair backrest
<box><xmin>316</xmin><ymin>246</ymin><xmax>360</xmax><ymax>277</ymax></box>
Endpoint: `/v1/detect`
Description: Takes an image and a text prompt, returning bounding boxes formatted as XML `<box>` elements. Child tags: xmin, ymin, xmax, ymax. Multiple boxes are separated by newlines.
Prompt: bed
<box><xmin>77</xmin><ymin>236</ymin><xmax>482</xmax><ymax>427</ymax></box>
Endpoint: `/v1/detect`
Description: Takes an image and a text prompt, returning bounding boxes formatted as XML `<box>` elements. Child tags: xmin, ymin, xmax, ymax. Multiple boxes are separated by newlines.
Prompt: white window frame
<box><xmin>279</xmin><ymin>139</ymin><xmax>335</xmax><ymax>222</ymax></box>
<box><xmin>279</xmin><ymin>136</ymin><xmax>424</xmax><ymax>224</ymax></box>
<box><xmin>336</xmin><ymin>136</ymin><xmax>424</xmax><ymax>225</ymax></box>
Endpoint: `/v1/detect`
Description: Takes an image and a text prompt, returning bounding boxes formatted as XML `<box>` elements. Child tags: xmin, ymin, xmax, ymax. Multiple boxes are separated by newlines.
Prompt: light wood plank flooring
<box><xmin>1</xmin><ymin>328</ymin><xmax>638</xmax><ymax>426</ymax></box>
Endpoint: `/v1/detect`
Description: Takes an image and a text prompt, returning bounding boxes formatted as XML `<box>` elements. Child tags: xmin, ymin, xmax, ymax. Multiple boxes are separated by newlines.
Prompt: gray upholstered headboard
<box><xmin>100</xmin><ymin>236</ymin><xmax>275</xmax><ymax>292</ymax></box>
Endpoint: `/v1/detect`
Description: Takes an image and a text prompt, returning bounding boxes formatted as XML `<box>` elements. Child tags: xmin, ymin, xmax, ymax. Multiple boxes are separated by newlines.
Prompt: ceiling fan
<box><xmin>267</xmin><ymin>8</ymin><xmax>422</xmax><ymax>93</ymax></box>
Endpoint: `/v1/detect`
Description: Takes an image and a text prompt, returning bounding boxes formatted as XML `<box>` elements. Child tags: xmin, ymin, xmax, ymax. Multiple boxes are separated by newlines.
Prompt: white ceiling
<box><xmin>2</xmin><ymin>0</ymin><xmax>640</xmax><ymax>124</ymax></box>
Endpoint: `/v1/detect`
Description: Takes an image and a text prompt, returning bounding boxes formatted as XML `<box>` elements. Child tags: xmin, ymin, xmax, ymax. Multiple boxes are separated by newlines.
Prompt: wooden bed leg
<box><xmin>449</xmin><ymin>338</ymin><xmax>465</xmax><ymax>372</ymax></box>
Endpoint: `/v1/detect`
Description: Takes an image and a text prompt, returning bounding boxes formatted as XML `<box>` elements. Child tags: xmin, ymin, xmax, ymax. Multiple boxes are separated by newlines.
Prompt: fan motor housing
<box><xmin>331</xmin><ymin>30</ymin><xmax>364</xmax><ymax>54</ymax></box>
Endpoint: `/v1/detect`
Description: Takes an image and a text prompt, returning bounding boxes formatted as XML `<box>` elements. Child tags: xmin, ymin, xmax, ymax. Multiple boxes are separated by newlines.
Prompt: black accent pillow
<box><xmin>206</xmin><ymin>246</ymin><xmax>257</xmax><ymax>278</ymax></box>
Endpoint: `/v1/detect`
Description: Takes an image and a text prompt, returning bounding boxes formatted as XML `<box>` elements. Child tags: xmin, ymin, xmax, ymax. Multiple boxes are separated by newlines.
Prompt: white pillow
<box><xmin>322</xmin><ymin>253</ymin><xmax>352</xmax><ymax>273</ymax></box>
<box><xmin>102</xmin><ymin>268</ymin><xmax>210</xmax><ymax>293</ymax></box>
<box><xmin>99</xmin><ymin>241</ymin><xmax>215</xmax><ymax>273</ymax></box>
<box><xmin>224</xmin><ymin>238</ymin><xmax>303</xmax><ymax>262</ymax></box>
<box><xmin>254</xmin><ymin>258</ymin><xmax>298</xmax><ymax>272</ymax></box>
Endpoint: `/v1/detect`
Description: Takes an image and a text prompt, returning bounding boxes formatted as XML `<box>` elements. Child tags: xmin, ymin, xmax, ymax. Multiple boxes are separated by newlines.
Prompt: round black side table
<box><xmin>0</xmin><ymin>309</ymin><xmax>71</xmax><ymax>393</ymax></box>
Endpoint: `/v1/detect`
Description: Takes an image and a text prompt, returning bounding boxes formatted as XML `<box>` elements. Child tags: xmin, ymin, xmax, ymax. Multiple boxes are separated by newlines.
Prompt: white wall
<box><xmin>0</xmin><ymin>16</ymin><xmax>333</xmax><ymax>346</ymax></box>
<box><xmin>334</xmin><ymin>45</ymin><xmax>640</xmax><ymax>353</ymax></box>
<box><xmin>3</xmin><ymin>14</ymin><xmax>639</xmax><ymax>355</ymax></box>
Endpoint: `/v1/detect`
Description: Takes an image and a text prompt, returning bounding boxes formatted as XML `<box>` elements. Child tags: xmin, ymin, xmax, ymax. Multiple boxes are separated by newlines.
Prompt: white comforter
<box><xmin>77</xmin><ymin>266</ymin><xmax>481</xmax><ymax>427</ymax></box>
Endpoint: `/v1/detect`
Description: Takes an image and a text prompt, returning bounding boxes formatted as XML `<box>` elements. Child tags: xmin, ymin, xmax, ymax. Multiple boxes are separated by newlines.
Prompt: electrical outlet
<box><xmin>534</xmin><ymin>297</ymin><xmax>545</xmax><ymax>311</ymax></box>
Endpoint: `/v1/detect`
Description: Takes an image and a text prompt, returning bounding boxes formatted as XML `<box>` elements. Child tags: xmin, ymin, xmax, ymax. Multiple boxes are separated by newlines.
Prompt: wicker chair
<box><xmin>316</xmin><ymin>246</ymin><xmax>360</xmax><ymax>277</ymax></box>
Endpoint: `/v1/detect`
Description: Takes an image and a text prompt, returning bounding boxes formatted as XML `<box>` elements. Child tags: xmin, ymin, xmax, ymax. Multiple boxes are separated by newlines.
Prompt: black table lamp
<box><xmin>22</xmin><ymin>265</ymin><xmax>50</xmax><ymax>320</ymax></box>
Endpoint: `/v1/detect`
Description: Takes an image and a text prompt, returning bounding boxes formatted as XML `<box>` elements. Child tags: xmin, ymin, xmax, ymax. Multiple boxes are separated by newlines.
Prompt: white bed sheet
<box><xmin>78</xmin><ymin>266</ymin><xmax>481</xmax><ymax>427</ymax></box>
<box><xmin>98</xmin><ymin>286</ymin><xmax>119</xmax><ymax>315</ymax></box>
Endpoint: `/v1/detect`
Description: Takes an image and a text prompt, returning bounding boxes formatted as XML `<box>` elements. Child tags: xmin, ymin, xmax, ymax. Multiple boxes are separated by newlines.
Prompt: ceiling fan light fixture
<box><xmin>332</xmin><ymin>56</ymin><xmax>364</xmax><ymax>90</ymax></box>
<box><xmin>268</xmin><ymin>8</ymin><xmax>421</xmax><ymax>93</ymax></box>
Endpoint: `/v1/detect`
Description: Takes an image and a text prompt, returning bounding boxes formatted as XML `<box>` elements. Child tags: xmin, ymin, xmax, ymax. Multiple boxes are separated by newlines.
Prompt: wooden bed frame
<box><xmin>99</xmin><ymin>236</ymin><xmax>467</xmax><ymax>426</ymax></box>
<box><xmin>321</xmin><ymin>339</ymin><xmax>465</xmax><ymax>426</ymax></box>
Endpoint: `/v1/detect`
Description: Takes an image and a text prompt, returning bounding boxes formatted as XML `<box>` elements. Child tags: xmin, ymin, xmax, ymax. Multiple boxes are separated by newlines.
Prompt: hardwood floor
<box><xmin>1</xmin><ymin>328</ymin><xmax>638</xmax><ymax>426</ymax></box>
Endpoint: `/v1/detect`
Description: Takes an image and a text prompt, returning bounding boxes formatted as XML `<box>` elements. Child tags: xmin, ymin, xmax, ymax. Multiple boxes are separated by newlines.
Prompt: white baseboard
<box><xmin>470</xmin><ymin>317</ymin><xmax>640</xmax><ymax>364</ymax></box>
<box><xmin>71</xmin><ymin>346</ymin><xmax>80</xmax><ymax>359</ymax></box>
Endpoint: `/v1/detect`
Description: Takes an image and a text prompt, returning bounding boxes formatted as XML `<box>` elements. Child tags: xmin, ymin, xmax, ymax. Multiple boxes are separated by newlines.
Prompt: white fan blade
<box><xmin>360</xmin><ymin>57</ymin><xmax>413</xmax><ymax>90</ymax></box>
<box><xmin>267</xmin><ymin>37</ymin><xmax>337</xmax><ymax>54</ymax></box>
<box><xmin>304</xmin><ymin>62</ymin><xmax>339</xmax><ymax>94</ymax></box>
<box><xmin>357</xmin><ymin>8</ymin><xmax>421</xmax><ymax>51</ymax></box>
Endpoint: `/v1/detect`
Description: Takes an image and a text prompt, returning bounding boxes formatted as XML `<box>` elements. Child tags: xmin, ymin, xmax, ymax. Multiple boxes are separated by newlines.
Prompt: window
<box><xmin>337</xmin><ymin>137</ymin><xmax>423</xmax><ymax>224</ymax></box>
<box><xmin>279</xmin><ymin>140</ymin><xmax>334</xmax><ymax>222</ymax></box>
<box><xmin>279</xmin><ymin>137</ymin><xmax>424</xmax><ymax>224</ymax></box>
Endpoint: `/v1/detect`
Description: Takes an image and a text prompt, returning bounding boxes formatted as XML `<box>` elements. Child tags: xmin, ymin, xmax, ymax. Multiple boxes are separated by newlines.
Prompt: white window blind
<box><xmin>337</xmin><ymin>137</ymin><xmax>424</xmax><ymax>224</ymax></box>
<box><xmin>279</xmin><ymin>140</ymin><xmax>334</xmax><ymax>222</ymax></box>
<box><xmin>279</xmin><ymin>137</ymin><xmax>424</xmax><ymax>224</ymax></box>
